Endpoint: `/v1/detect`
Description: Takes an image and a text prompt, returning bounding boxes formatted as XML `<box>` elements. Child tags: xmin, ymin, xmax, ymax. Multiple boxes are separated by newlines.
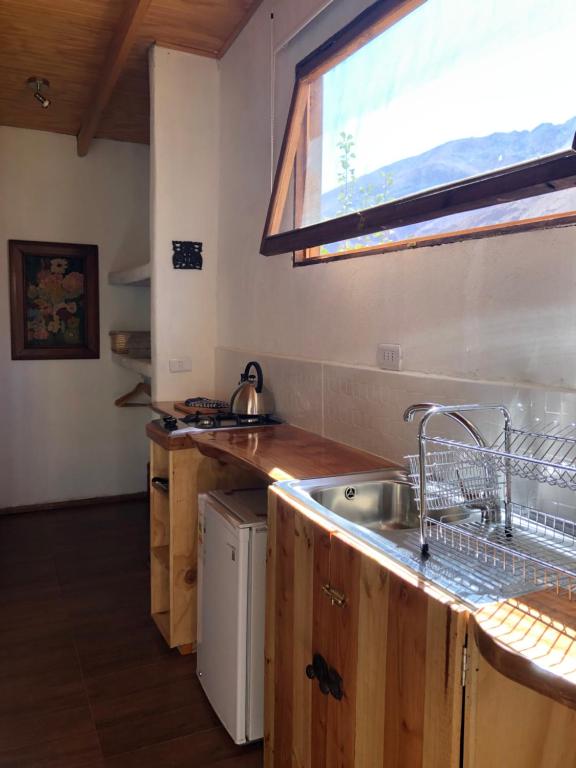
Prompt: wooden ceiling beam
<box><xmin>76</xmin><ymin>0</ymin><xmax>152</xmax><ymax>156</ymax></box>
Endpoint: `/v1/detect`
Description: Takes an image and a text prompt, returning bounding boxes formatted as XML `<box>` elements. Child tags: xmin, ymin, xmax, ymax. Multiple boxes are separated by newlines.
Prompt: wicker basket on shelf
<box><xmin>109</xmin><ymin>330</ymin><xmax>151</xmax><ymax>358</ymax></box>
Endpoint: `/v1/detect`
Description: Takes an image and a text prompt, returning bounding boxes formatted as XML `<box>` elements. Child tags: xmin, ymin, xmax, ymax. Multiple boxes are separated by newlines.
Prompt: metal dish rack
<box><xmin>405</xmin><ymin>403</ymin><xmax>576</xmax><ymax>600</ymax></box>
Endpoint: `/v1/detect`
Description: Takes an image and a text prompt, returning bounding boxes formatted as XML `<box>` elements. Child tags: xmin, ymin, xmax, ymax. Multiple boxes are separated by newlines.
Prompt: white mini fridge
<box><xmin>197</xmin><ymin>489</ymin><xmax>268</xmax><ymax>744</ymax></box>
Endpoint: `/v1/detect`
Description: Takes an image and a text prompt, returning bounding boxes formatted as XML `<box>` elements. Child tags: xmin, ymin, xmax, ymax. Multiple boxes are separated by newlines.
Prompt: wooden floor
<box><xmin>0</xmin><ymin>500</ymin><xmax>263</xmax><ymax>767</ymax></box>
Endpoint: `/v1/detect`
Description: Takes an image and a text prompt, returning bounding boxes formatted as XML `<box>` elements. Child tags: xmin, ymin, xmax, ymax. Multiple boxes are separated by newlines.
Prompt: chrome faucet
<box><xmin>403</xmin><ymin>403</ymin><xmax>489</xmax><ymax>447</ymax></box>
<box><xmin>403</xmin><ymin>403</ymin><xmax>511</xmax><ymax>555</ymax></box>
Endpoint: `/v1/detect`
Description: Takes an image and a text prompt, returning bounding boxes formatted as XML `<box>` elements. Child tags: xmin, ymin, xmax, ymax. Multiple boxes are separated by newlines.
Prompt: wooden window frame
<box><xmin>260</xmin><ymin>0</ymin><xmax>576</xmax><ymax>263</ymax></box>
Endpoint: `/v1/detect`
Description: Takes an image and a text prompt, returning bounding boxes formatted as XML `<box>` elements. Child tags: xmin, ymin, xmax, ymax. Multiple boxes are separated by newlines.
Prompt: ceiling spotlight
<box><xmin>27</xmin><ymin>77</ymin><xmax>51</xmax><ymax>109</ymax></box>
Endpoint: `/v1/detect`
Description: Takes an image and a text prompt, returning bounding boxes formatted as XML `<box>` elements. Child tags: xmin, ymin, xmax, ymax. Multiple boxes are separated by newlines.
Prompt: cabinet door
<box><xmin>324</xmin><ymin>537</ymin><xmax>465</xmax><ymax>768</ymax></box>
<box><xmin>265</xmin><ymin>495</ymin><xmax>325</xmax><ymax>767</ymax></box>
<box><xmin>322</xmin><ymin>534</ymin><xmax>375</xmax><ymax>768</ymax></box>
<box><xmin>265</xmin><ymin>495</ymin><xmax>466</xmax><ymax>768</ymax></box>
<box><xmin>463</xmin><ymin>631</ymin><xmax>576</xmax><ymax>768</ymax></box>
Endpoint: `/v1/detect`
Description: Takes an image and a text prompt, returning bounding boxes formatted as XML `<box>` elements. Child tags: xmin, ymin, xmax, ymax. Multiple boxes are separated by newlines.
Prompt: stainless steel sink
<box><xmin>301</xmin><ymin>469</ymin><xmax>475</xmax><ymax>534</ymax></box>
<box><xmin>277</xmin><ymin>470</ymin><xmax>541</xmax><ymax>607</ymax></box>
<box><xmin>304</xmin><ymin>469</ymin><xmax>419</xmax><ymax>532</ymax></box>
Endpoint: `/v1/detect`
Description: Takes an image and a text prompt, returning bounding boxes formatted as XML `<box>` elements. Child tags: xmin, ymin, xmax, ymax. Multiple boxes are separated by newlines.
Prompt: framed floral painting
<box><xmin>9</xmin><ymin>240</ymin><xmax>99</xmax><ymax>360</ymax></box>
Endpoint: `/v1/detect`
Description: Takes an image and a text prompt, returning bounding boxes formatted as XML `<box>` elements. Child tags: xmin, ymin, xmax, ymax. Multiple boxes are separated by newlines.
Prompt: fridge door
<box><xmin>197</xmin><ymin>495</ymin><xmax>249</xmax><ymax>744</ymax></box>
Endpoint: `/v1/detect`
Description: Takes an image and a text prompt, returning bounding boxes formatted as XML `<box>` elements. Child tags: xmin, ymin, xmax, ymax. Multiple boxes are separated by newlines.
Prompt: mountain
<box><xmin>318</xmin><ymin>116</ymin><xmax>576</xmax><ymax>248</ymax></box>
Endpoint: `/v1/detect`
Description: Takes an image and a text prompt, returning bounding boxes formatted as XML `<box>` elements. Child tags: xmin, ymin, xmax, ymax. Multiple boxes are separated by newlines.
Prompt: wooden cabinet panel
<box><xmin>310</xmin><ymin>516</ymin><xmax>331</xmax><ymax>768</ymax></box>
<box><xmin>323</xmin><ymin>535</ymin><xmax>361</xmax><ymax>768</ymax></box>
<box><xmin>273</xmin><ymin>499</ymin><xmax>296</xmax><ymax>763</ymax></box>
<box><xmin>266</xmin><ymin>494</ymin><xmax>466</xmax><ymax>768</ymax></box>
<box><xmin>265</xmin><ymin>493</ymin><xmax>322</xmax><ymax>767</ymax></box>
<box><xmin>354</xmin><ymin>554</ymin><xmax>389</xmax><ymax>768</ymax></box>
<box><xmin>384</xmin><ymin>573</ymin><xmax>428</xmax><ymax>766</ymax></box>
<box><xmin>464</xmin><ymin>631</ymin><xmax>576</xmax><ymax>768</ymax></box>
<box><xmin>293</xmin><ymin>511</ymin><xmax>315</xmax><ymax>767</ymax></box>
<box><xmin>149</xmin><ymin>441</ymin><xmax>266</xmax><ymax>650</ymax></box>
<box><xmin>423</xmin><ymin>599</ymin><xmax>467</xmax><ymax>768</ymax></box>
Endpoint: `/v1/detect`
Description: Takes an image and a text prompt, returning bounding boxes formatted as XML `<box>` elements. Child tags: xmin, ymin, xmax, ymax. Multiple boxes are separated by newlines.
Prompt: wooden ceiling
<box><xmin>0</xmin><ymin>0</ymin><xmax>261</xmax><ymax>153</ymax></box>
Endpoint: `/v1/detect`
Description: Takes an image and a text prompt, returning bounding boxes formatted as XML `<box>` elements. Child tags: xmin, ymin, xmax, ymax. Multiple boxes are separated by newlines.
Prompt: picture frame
<box><xmin>9</xmin><ymin>240</ymin><xmax>100</xmax><ymax>360</ymax></box>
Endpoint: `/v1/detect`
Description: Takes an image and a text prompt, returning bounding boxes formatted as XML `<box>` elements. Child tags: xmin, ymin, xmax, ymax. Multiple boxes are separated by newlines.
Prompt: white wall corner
<box><xmin>149</xmin><ymin>44</ymin><xmax>221</xmax><ymax>401</ymax></box>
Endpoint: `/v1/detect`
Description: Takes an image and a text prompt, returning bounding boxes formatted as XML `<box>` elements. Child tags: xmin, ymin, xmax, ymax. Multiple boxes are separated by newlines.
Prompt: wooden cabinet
<box><xmin>463</xmin><ymin>630</ymin><xmax>576</xmax><ymax>768</ymax></box>
<box><xmin>149</xmin><ymin>440</ymin><xmax>266</xmax><ymax>651</ymax></box>
<box><xmin>265</xmin><ymin>493</ymin><xmax>466</xmax><ymax>767</ymax></box>
<box><xmin>267</xmin><ymin>493</ymin><xmax>576</xmax><ymax>768</ymax></box>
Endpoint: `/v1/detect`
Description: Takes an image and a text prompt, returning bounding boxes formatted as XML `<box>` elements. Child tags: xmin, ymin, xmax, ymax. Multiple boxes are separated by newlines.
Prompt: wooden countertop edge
<box><xmin>146</xmin><ymin>421</ymin><xmax>190</xmax><ymax>450</ymax></box>
<box><xmin>146</xmin><ymin>420</ymin><xmax>393</xmax><ymax>478</ymax></box>
<box><xmin>472</xmin><ymin>610</ymin><xmax>576</xmax><ymax>711</ymax></box>
<box><xmin>193</xmin><ymin>439</ymin><xmax>275</xmax><ymax>482</ymax></box>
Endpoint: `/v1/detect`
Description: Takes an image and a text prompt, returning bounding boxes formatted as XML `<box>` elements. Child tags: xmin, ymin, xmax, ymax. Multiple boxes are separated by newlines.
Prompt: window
<box><xmin>261</xmin><ymin>0</ymin><xmax>576</xmax><ymax>264</ymax></box>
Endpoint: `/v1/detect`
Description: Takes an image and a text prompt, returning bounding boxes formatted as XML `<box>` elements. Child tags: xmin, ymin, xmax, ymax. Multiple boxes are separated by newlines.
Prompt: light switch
<box><xmin>377</xmin><ymin>343</ymin><xmax>402</xmax><ymax>371</ymax></box>
<box><xmin>169</xmin><ymin>357</ymin><xmax>192</xmax><ymax>373</ymax></box>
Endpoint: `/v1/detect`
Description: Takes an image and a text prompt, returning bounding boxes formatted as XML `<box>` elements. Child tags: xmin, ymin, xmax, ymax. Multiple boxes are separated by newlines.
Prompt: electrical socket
<box><xmin>169</xmin><ymin>357</ymin><xmax>192</xmax><ymax>373</ymax></box>
<box><xmin>377</xmin><ymin>343</ymin><xmax>402</xmax><ymax>371</ymax></box>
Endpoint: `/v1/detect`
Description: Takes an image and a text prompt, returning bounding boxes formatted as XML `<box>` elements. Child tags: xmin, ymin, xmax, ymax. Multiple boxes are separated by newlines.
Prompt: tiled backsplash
<box><xmin>215</xmin><ymin>348</ymin><xmax>324</xmax><ymax>435</ymax></box>
<box><xmin>215</xmin><ymin>346</ymin><xmax>576</xmax><ymax>520</ymax></box>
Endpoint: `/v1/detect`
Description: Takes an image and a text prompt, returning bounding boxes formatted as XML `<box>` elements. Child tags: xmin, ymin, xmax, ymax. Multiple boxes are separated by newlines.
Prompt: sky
<box><xmin>319</xmin><ymin>0</ymin><xmax>576</xmax><ymax>193</ymax></box>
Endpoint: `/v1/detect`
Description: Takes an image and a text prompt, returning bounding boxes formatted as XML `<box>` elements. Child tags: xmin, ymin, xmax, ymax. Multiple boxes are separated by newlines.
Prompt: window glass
<box><xmin>318</xmin><ymin>187</ymin><xmax>576</xmax><ymax>257</ymax></box>
<box><xmin>292</xmin><ymin>0</ymin><xmax>576</xmax><ymax>231</ymax></box>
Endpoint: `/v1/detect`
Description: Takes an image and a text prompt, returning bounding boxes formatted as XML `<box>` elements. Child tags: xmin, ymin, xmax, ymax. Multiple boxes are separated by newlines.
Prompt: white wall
<box><xmin>0</xmin><ymin>127</ymin><xmax>150</xmax><ymax>508</ymax></box>
<box><xmin>215</xmin><ymin>0</ymin><xmax>576</xmax><ymax>524</ymax></box>
<box><xmin>149</xmin><ymin>46</ymin><xmax>220</xmax><ymax>401</ymax></box>
<box><xmin>217</xmin><ymin>0</ymin><xmax>576</xmax><ymax>391</ymax></box>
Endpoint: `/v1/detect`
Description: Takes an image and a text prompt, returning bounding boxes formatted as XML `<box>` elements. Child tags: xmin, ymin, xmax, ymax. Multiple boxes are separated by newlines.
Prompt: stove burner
<box><xmin>162</xmin><ymin>416</ymin><xmax>179</xmax><ymax>432</ymax></box>
<box><xmin>197</xmin><ymin>415</ymin><xmax>217</xmax><ymax>428</ymax></box>
<box><xmin>177</xmin><ymin>411</ymin><xmax>282</xmax><ymax>430</ymax></box>
<box><xmin>237</xmin><ymin>415</ymin><xmax>260</xmax><ymax>425</ymax></box>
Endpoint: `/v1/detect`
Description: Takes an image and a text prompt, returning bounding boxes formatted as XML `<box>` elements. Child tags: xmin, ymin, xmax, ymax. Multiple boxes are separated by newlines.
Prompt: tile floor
<box><xmin>0</xmin><ymin>501</ymin><xmax>263</xmax><ymax>767</ymax></box>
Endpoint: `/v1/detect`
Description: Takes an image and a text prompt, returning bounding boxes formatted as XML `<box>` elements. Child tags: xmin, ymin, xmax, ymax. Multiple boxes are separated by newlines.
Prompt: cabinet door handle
<box><xmin>306</xmin><ymin>653</ymin><xmax>330</xmax><ymax>696</ymax></box>
<box><xmin>306</xmin><ymin>653</ymin><xmax>329</xmax><ymax>693</ymax></box>
<box><xmin>327</xmin><ymin>667</ymin><xmax>343</xmax><ymax>700</ymax></box>
<box><xmin>322</xmin><ymin>583</ymin><xmax>346</xmax><ymax>607</ymax></box>
<box><xmin>306</xmin><ymin>654</ymin><xmax>344</xmax><ymax>700</ymax></box>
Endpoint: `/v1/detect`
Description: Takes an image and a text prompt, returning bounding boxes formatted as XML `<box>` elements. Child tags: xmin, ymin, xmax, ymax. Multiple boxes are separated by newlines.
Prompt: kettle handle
<box><xmin>244</xmin><ymin>361</ymin><xmax>264</xmax><ymax>393</ymax></box>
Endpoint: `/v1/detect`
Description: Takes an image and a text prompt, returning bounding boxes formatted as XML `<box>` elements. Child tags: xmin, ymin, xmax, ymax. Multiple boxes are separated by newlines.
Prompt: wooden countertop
<box><xmin>147</xmin><ymin>402</ymin><xmax>576</xmax><ymax>711</ymax></box>
<box><xmin>146</xmin><ymin>419</ymin><xmax>395</xmax><ymax>481</ymax></box>
<box><xmin>473</xmin><ymin>590</ymin><xmax>576</xmax><ymax>710</ymax></box>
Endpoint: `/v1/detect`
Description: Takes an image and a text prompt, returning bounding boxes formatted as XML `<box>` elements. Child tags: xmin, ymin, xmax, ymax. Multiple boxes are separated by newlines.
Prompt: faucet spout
<box><xmin>404</xmin><ymin>402</ymin><xmax>512</xmax><ymax>555</ymax></box>
<box><xmin>403</xmin><ymin>402</ymin><xmax>489</xmax><ymax>447</ymax></box>
<box><xmin>403</xmin><ymin>404</ymin><xmax>422</xmax><ymax>423</ymax></box>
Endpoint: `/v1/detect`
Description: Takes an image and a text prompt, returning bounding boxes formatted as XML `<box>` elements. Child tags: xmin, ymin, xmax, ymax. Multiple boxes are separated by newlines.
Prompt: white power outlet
<box><xmin>377</xmin><ymin>343</ymin><xmax>402</xmax><ymax>371</ymax></box>
<box><xmin>169</xmin><ymin>357</ymin><xmax>192</xmax><ymax>373</ymax></box>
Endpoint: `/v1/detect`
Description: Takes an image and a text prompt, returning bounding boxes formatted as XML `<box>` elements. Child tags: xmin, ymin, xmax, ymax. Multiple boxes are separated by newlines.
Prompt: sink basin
<box><xmin>277</xmin><ymin>471</ymin><xmax>531</xmax><ymax>608</ymax></box>
<box><xmin>297</xmin><ymin>468</ymin><xmax>474</xmax><ymax>537</ymax></box>
<box><xmin>305</xmin><ymin>469</ymin><xmax>420</xmax><ymax>532</ymax></box>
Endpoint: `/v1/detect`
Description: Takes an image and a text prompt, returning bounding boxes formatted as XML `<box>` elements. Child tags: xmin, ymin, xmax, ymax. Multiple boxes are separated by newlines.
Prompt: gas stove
<box><xmin>158</xmin><ymin>411</ymin><xmax>283</xmax><ymax>435</ymax></box>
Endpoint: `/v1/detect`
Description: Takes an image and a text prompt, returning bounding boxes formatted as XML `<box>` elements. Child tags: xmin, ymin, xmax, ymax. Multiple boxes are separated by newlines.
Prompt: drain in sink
<box><xmin>344</xmin><ymin>487</ymin><xmax>356</xmax><ymax>500</ymax></box>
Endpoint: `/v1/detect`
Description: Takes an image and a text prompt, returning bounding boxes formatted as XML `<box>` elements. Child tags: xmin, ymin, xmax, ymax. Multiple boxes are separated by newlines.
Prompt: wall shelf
<box><xmin>112</xmin><ymin>353</ymin><xmax>152</xmax><ymax>379</ymax></box>
<box><xmin>108</xmin><ymin>263</ymin><xmax>150</xmax><ymax>287</ymax></box>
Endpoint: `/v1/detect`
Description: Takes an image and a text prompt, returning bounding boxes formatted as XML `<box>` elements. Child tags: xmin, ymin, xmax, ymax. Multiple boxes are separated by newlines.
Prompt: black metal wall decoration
<box><xmin>172</xmin><ymin>241</ymin><xmax>203</xmax><ymax>270</ymax></box>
